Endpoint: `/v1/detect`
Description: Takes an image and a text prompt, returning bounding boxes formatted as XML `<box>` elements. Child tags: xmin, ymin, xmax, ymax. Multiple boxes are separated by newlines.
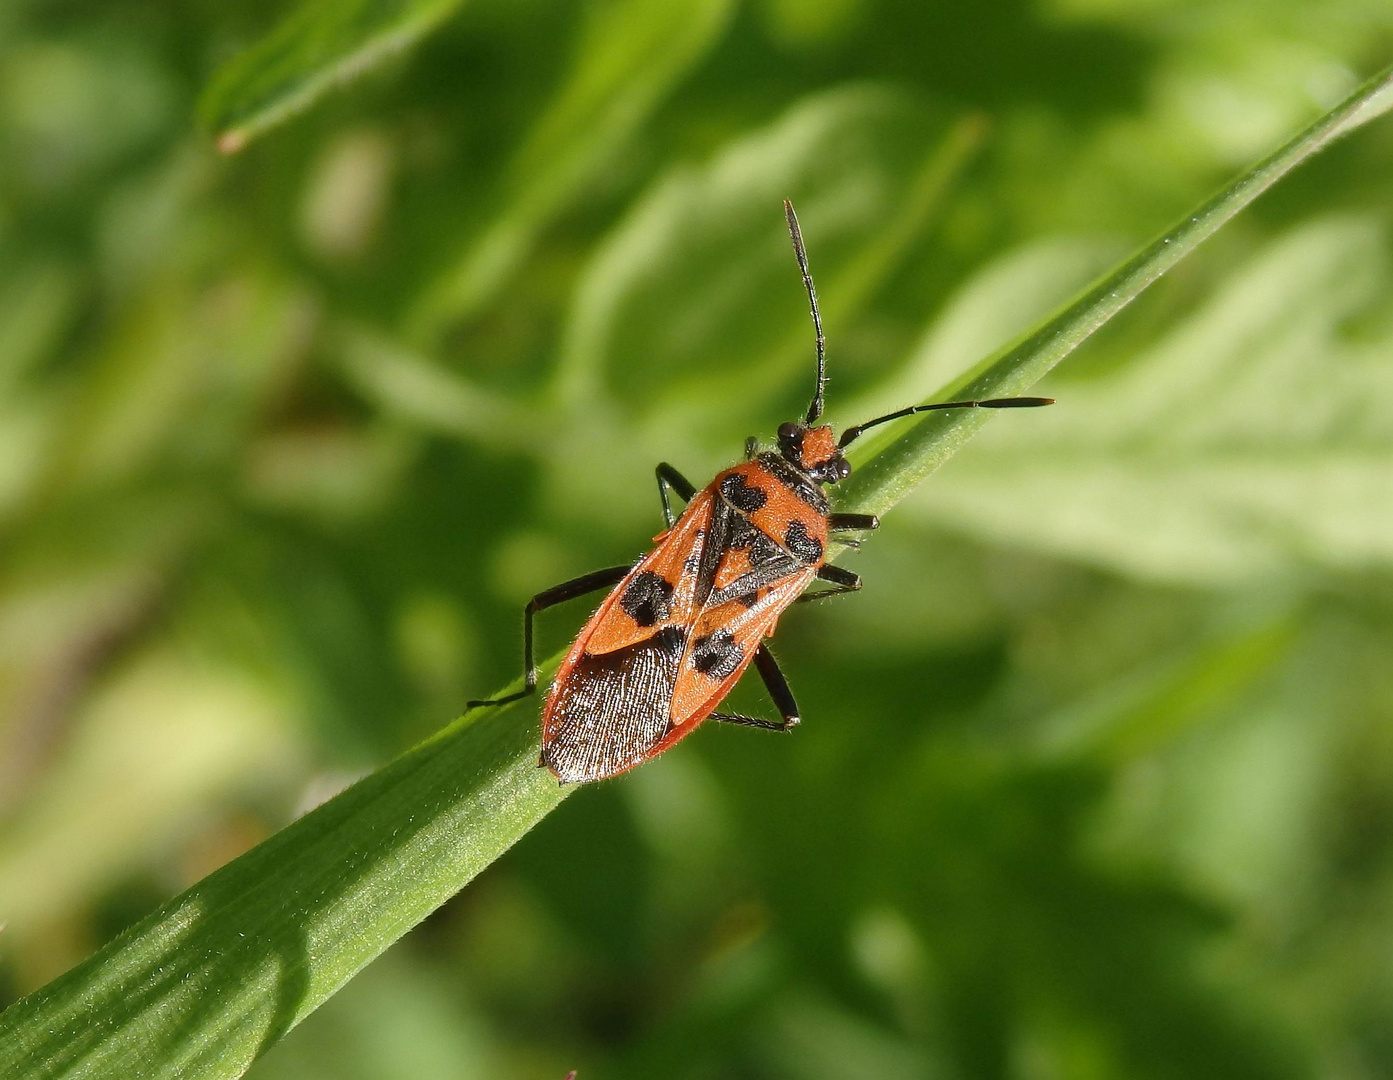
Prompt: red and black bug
<box><xmin>468</xmin><ymin>201</ymin><xmax>1051</xmax><ymax>784</ymax></box>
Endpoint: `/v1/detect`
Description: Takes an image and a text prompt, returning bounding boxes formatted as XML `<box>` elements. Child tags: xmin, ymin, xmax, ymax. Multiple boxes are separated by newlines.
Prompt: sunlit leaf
<box><xmin>0</xmin><ymin>647</ymin><xmax>298</xmax><ymax>935</ymax></box>
<box><xmin>405</xmin><ymin>0</ymin><xmax>733</xmax><ymax>340</ymax></box>
<box><xmin>833</xmin><ymin>64</ymin><xmax>1393</xmax><ymax>522</ymax></box>
<box><xmin>200</xmin><ymin>0</ymin><xmax>468</xmax><ymax>153</ymax></box>
<box><xmin>554</xmin><ymin>86</ymin><xmax>984</xmax><ymax>415</ymax></box>
<box><xmin>905</xmin><ymin>216</ymin><xmax>1393</xmax><ymax>582</ymax></box>
<box><xmin>839</xmin><ymin>237</ymin><xmax>1124</xmax><ymax>425</ymax></box>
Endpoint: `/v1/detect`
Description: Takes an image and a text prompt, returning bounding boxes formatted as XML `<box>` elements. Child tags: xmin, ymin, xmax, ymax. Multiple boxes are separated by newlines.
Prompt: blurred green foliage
<box><xmin>2</xmin><ymin>0</ymin><xmax>1393</xmax><ymax>1078</ymax></box>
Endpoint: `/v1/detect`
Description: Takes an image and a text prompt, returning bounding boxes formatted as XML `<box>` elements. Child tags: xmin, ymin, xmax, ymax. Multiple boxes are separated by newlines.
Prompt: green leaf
<box><xmin>199</xmin><ymin>0</ymin><xmax>468</xmax><ymax>153</ymax></box>
<box><xmin>3</xmin><ymin>62</ymin><xmax>1390</xmax><ymax>1080</ymax></box>
<box><xmin>834</xmin><ymin>63</ymin><xmax>1393</xmax><ymax>521</ymax></box>
<box><xmin>838</xmin><ymin>237</ymin><xmax>1126</xmax><ymax>427</ymax></box>
<box><xmin>553</xmin><ymin>86</ymin><xmax>982</xmax><ymax>417</ymax></box>
<box><xmin>901</xmin><ymin>215</ymin><xmax>1393</xmax><ymax>583</ymax></box>
<box><xmin>0</xmin><ymin>646</ymin><xmax>297</xmax><ymax>933</ymax></box>
<box><xmin>405</xmin><ymin>0</ymin><xmax>733</xmax><ymax>340</ymax></box>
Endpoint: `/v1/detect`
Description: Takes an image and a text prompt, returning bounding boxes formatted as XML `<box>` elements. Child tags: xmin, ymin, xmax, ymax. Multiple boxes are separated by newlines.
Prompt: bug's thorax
<box><xmin>713</xmin><ymin>457</ymin><xmax>829</xmax><ymax>569</ymax></box>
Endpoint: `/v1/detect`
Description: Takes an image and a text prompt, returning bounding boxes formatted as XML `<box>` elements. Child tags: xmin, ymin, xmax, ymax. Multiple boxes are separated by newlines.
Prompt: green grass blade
<box><xmin>0</xmin><ymin>701</ymin><xmax>562</xmax><ymax>1080</ymax></box>
<box><xmin>3</xmin><ymin>63</ymin><xmax>1391</xmax><ymax>1080</ymax></box>
<box><xmin>200</xmin><ymin>0</ymin><xmax>468</xmax><ymax>153</ymax></box>
<box><xmin>835</xmin><ymin>63</ymin><xmax>1393</xmax><ymax>519</ymax></box>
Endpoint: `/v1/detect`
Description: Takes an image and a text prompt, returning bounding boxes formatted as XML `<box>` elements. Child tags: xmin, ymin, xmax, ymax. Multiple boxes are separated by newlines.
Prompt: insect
<box><xmin>468</xmin><ymin>201</ymin><xmax>1051</xmax><ymax>784</ymax></box>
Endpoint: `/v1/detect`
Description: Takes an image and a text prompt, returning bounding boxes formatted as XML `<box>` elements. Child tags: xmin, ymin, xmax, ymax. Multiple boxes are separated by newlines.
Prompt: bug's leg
<box><xmin>710</xmin><ymin>644</ymin><xmax>801</xmax><ymax>732</ymax></box>
<box><xmin>466</xmin><ymin>565</ymin><xmax>631</xmax><ymax>709</ymax></box>
<box><xmin>655</xmin><ymin>463</ymin><xmax>697</xmax><ymax>527</ymax></box>
<box><xmin>744</xmin><ymin>436</ymin><xmax>759</xmax><ymax>460</ymax></box>
<box><xmin>710</xmin><ymin>712</ymin><xmax>793</xmax><ymax>731</ymax></box>
<box><xmin>828</xmin><ymin>512</ymin><xmax>879</xmax><ymax>533</ymax></box>
<box><xmin>794</xmin><ymin>563</ymin><xmax>862</xmax><ymax>604</ymax></box>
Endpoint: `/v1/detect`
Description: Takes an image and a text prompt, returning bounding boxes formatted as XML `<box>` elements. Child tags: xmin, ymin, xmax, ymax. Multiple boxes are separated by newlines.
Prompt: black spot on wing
<box><xmin>785</xmin><ymin>520</ymin><xmax>823</xmax><ymax>564</ymax></box>
<box><xmin>692</xmin><ymin>629</ymin><xmax>742</xmax><ymax>679</ymax></box>
<box><xmin>729</xmin><ymin>516</ymin><xmax>783</xmax><ymax>566</ymax></box>
<box><xmin>720</xmin><ymin>473</ymin><xmax>768</xmax><ymax>512</ymax></box>
<box><xmin>620</xmin><ymin>570</ymin><xmax>673</xmax><ymax>627</ymax></box>
<box><xmin>694</xmin><ymin>498</ymin><xmax>734</xmax><ymax>607</ymax></box>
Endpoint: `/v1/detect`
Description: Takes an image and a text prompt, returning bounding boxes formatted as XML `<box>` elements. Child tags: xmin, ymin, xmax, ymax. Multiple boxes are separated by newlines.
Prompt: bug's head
<box><xmin>777</xmin><ymin>421</ymin><xmax>851</xmax><ymax>484</ymax></box>
<box><xmin>778</xmin><ymin>200</ymin><xmax>1054</xmax><ymax>485</ymax></box>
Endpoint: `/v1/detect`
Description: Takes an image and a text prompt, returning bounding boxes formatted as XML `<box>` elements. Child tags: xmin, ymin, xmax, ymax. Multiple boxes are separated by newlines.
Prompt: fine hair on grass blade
<box><xmin>2</xmin><ymin>62</ymin><xmax>1390</xmax><ymax>1080</ymax></box>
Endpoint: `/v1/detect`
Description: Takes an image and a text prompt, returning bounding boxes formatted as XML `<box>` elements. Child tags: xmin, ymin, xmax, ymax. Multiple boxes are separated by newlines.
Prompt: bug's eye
<box><xmin>777</xmin><ymin>422</ymin><xmax>800</xmax><ymax>443</ymax></box>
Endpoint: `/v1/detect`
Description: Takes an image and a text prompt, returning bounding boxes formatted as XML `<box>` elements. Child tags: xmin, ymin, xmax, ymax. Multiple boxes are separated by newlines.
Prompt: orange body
<box><xmin>540</xmin><ymin>456</ymin><xmax>829</xmax><ymax>783</ymax></box>
<box><xmin>466</xmin><ymin>200</ymin><xmax>1052</xmax><ymax>785</ymax></box>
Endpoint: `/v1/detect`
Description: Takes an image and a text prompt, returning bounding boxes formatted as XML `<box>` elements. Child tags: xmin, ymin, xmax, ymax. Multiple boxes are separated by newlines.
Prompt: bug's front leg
<box><xmin>466</xmin><ymin>565</ymin><xmax>631</xmax><ymax>709</ymax></box>
<box><xmin>655</xmin><ymin>463</ymin><xmax>697</xmax><ymax>527</ymax></box>
<box><xmin>828</xmin><ymin>512</ymin><xmax>879</xmax><ymax>533</ymax></box>
<box><xmin>710</xmin><ymin>644</ymin><xmax>801</xmax><ymax>732</ymax></box>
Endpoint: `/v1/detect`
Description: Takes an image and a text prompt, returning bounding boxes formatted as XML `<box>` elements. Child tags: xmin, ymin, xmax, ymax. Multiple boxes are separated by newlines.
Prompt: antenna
<box><xmin>784</xmin><ymin>200</ymin><xmax>826</xmax><ymax>424</ymax></box>
<box><xmin>838</xmin><ymin>397</ymin><xmax>1054</xmax><ymax>449</ymax></box>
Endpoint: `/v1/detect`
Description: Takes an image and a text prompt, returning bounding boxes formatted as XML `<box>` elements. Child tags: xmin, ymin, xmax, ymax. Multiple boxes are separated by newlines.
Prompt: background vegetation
<box><xmin>2</xmin><ymin>1</ymin><xmax>1393</xmax><ymax>1078</ymax></box>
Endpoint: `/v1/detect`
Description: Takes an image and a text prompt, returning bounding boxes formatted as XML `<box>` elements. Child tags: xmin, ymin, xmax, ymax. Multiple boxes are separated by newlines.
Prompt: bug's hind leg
<box><xmin>655</xmin><ymin>463</ymin><xmax>697</xmax><ymax>527</ymax></box>
<box><xmin>710</xmin><ymin>644</ymin><xmax>801</xmax><ymax>732</ymax></box>
<box><xmin>466</xmin><ymin>565</ymin><xmax>631</xmax><ymax>709</ymax></box>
